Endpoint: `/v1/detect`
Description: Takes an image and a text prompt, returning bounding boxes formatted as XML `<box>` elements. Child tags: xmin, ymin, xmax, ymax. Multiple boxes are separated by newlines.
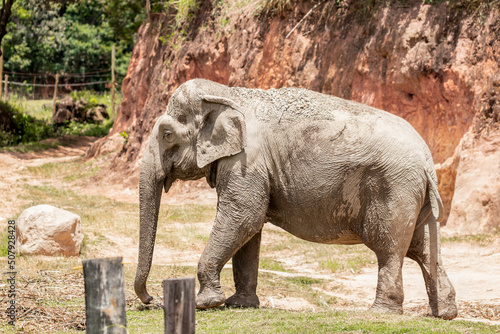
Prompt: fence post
<box><xmin>33</xmin><ymin>76</ymin><xmax>36</xmax><ymax>100</ymax></box>
<box><xmin>111</xmin><ymin>44</ymin><xmax>116</xmax><ymax>119</ymax></box>
<box><xmin>4</xmin><ymin>75</ymin><xmax>8</xmax><ymax>100</ymax></box>
<box><xmin>163</xmin><ymin>277</ymin><xmax>195</xmax><ymax>334</ymax></box>
<box><xmin>0</xmin><ymin>46</ymin><xmax>3</xmax><ymax>100</ymax></box>
<box><xmin>52</xmin><ymin>74</ymin><xmax>59</xmax><ymax>114</ymax></box>
<box><xmin>83</xmin><ymin>257</ymin><xmax>127</xmax><ymax>334</ymax></box>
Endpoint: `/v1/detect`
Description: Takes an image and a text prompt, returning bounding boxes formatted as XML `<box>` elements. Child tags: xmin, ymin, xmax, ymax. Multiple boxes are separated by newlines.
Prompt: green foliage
<box><xmin>156</xmin><ymin>0</ymin><xmax>200</xmax><ymax>47</ymax></box>
<box><xmin>58</xmin><ymin>119</ymin><xmax>114</xmax><ymax>137</ymax></box>
<box><xmin>106</xmin><ymin>0</ymin><xmax>147</xmax><ymax>50</ymax></box>
<box><xmin>164</xmin><ymin>0</ymin><xmax>200</xmax><ymax>30</ymax></box>
<box><xmin>0</xmin><ymin>91</ymin><xmax>117</xmax><ymax>149</ymax></box>
<box><xmin>0</xmin><ymin>100</ymin><xmax>55</xmax><ymax>146</ymax></box>
<box><xmin>3</xmin><ymin>0</ymin><xmax>146</xmax><ymax>87</ymax></box>
<box><xmin>119</xmin><ymin>130</ymin><xmax>129</xmax><ymax>143</ymax></box>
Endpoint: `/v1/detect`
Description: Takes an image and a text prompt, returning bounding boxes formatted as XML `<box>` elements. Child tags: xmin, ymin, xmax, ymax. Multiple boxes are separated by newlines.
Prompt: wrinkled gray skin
<box><xmin>134</xmin><ymin>79</ymin><xmax>457</xmax><ymax>319</ymax></box>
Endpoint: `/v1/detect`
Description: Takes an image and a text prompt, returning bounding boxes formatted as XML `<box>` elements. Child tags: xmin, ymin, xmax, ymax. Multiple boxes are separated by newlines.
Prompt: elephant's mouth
<box><xmin>164</xmin><ymin>176</ymin><xmax>174</xmax><ymax>193</ymax></box>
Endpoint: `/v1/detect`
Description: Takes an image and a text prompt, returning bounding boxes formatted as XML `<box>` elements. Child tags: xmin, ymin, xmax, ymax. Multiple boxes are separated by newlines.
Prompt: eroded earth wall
<box><xmin>88</xmin><ymin>0</ymin><xmax>500</xmax><ymax>233</ymax></box>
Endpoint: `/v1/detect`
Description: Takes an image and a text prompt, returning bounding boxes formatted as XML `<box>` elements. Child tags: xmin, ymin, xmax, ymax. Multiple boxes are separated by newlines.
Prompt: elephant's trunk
<box><xmin>134</xmin><ymin>154</ymin><xmax>164</xmax><ymax>304</ymax></box>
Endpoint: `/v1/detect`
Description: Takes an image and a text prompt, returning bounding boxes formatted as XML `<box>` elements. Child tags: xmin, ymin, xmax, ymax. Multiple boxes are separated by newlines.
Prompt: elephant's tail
<box><xmin>425</xmin><ymin>169</ymin><xmax>444</xmax><ymax>222</ymax></box>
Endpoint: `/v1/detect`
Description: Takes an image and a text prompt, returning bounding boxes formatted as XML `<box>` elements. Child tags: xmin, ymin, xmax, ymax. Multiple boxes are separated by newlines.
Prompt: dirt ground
<box><xmin>1</xmin><ymin>137</ymin><xmax>499</xmax><ymax>326</ymax></box>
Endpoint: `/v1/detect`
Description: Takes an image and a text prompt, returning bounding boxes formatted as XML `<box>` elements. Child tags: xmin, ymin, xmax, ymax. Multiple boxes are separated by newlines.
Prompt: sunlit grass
<box><xmin>24</xmin><ymin>158</ymin><xmax>101</xmax><ymax>182</ymax></box>
<box><xmin>9</xmin><ymin>97</ymin><xmax>53</xmax><ymax>121</ymax></box>
<box><xmin>442</xmin><ymin>231</ymin><xmax>499</xmax><ymax>246</ymax></box>
<box><xmin>259</xmin><ymin>258</ymin><xmax>287</xmax><ymax>272</ymax></box>
<box><xmin>0</xmin><ymin>141</ymin><xmax>60</xmax><ymax>153</ymax></box>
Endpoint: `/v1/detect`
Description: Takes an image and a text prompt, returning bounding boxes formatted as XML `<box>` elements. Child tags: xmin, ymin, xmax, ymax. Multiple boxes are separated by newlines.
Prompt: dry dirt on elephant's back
<box><xmin>0</xmin><ymin>138</ymin><xmax>499</xmax><ymax>326</ymax></box>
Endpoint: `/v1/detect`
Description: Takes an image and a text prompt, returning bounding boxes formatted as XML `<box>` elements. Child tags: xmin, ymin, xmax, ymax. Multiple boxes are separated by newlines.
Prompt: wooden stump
<box><xmin>163</xmin><ymin>277</ymin><xmax>196</xmax><ymax>334</ymax></box>
<box><xmin>83</xmin><ymin>257</ymin><xmax>127</xmax><ymax>334</ymax></box>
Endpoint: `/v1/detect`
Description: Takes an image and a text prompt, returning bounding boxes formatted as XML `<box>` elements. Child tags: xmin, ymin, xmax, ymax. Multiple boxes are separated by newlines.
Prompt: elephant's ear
<box><xmin>196</xmin><ymin>95</ymin><xmax>247</xmax><ymax>168</ymax></box>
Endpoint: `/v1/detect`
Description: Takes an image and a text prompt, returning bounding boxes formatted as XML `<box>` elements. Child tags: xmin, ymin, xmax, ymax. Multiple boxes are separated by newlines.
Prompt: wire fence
<box><xmin>1</xmin><ymin>69</ymin><xmax>125</xmax><ymax>100</ymax></box>
<box><xmin>1</xmin><ymin>45</ymin><xmax>120</xmax><ymax>119</ymax></box>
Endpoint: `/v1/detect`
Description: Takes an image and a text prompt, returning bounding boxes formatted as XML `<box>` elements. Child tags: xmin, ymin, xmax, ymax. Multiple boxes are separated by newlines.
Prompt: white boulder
<box><xmin>17</xmin><ymin>205</ymin><xmax>84</xmax><ymax>256</ymax></box>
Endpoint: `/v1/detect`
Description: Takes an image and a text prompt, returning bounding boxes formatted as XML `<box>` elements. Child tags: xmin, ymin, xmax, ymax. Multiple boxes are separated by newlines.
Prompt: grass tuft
<box><xmin>260</xmin><ymin>258</ymin><xmax>287</xmax><ymax>271</ymax></box>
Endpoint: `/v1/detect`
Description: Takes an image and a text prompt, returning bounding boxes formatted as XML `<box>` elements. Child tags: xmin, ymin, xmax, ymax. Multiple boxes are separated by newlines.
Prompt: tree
<box><xmin>2</xmin><ymin>0</ymin><xmax>147</xmax><ymax>88</ymax></box>
<box><xmin>0</xmin><ymin>0</ymin><xmax>16</xmax><ymax>56</ymax></box>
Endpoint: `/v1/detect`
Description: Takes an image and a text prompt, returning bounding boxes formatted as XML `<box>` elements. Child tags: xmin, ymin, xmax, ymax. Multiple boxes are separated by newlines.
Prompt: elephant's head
<box><xmin>134</xmin><ymin>79</ymin><xmax>247</xmax><ymax>303</ymax></box>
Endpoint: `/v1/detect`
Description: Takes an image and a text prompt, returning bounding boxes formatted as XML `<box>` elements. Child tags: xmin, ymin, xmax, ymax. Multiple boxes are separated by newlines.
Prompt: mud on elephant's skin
<box><xmin>134</xmin><ymin>79</ymin><xmax>457</xmax><ymax>320</ymax></box>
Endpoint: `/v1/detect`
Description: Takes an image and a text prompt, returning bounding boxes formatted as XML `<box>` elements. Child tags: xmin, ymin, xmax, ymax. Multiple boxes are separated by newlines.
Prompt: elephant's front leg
<box><xmin>225</xmin><ymin>230</ymin><xmax>262</xmax><ymax>308</ymax></box>
<box><xmin>196</xmin><ymin>185</ymin><xmax>268</xmax><ymax>309</ymax></box>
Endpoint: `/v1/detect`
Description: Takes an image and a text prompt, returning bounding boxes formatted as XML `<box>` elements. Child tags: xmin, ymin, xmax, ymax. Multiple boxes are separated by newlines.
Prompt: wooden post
<box><xmin>0</xmin><ymin>46</ymin><xmax>3</xmax><ymax>100</ymax></box>
<box><xmin>4</xmin><ymin>75</ymin><xmax>8</xmax><ymax>100</ymax></box>
<box><xmin>83</xmin><ymin>257</ymin><xmax>127</xmax><ymax>334</ymax></box>
<box><xmin>147</xmin><ymin>0</ymin><xmax>151</xmax><ymax>19</ymax></box>
<box><xmin>163</xmin><ymin>277</ymin><xmax>195</xmax><ymax>334</ymax></box>
<box><xmin>111</xmin><ymin>44</ymin><xmax>116</xmax><ymax>119</ymax></box>
<box><xmin>52</xmin><ymin>74</ymin><xmax>59</xmax><ymax>114</ymax></box>
<box><xmin>33</xmin><ymin>76</ymin><xmax>36</xmax><ymax>100</ymax></box>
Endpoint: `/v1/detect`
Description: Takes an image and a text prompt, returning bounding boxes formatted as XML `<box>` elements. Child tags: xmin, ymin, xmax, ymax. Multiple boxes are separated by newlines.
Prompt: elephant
<box><xmin>134</xmin><ymin>78</ymin><xmax>457</xmax><ymax>319</ymax></box>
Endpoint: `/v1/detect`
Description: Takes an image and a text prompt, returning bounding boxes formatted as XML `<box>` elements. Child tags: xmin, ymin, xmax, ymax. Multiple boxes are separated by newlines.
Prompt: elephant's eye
<box><xmin>163</xmin><ymin>130</ymin><xmax>173</xmax><ymax>141</ymax></box>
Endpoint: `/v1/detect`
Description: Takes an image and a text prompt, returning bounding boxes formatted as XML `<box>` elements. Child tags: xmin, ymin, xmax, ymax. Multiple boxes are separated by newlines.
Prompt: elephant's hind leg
<box><xmin>225</xmin><ymin>230</ymin><xmax>262</xmax><ymax>308</ymax></box>
<box><xmin>369</xmin><ymin>248</ymin><xmax>407</xmax><ymax>314</ymax></box>
<box><xmin>362</xmin><ymin>204</ymin><xmax>417</xmax><ymax>314</ymax></box>
<box><xmin>406</xmin><ymin>215</ymin><xmax>457</xmax><ymax>320</ymax></box>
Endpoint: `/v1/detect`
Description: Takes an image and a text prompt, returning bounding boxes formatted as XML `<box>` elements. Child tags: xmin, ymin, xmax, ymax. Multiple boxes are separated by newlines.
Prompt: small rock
<box><xmin>16</xmin><ymin>205</ymin><xmax>84</xmax><ymax>257</ymax></box>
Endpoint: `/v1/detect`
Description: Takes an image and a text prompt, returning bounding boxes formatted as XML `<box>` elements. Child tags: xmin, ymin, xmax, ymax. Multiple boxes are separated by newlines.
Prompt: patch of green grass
<box><xmin>442</xmin><ymin>231</ymin><xmax>499</xmax><ymax>246</ymax></box>
<box><xmin>127</xmin><ymin>309</ymin><xmax>164</xmax><ymax>333</ymax></box>
<box><xmin>195</xmin><ymin>233</ymin><xmax>210</xmax><ymax>242</ymax></box>
<box><xmin>9</xmin><ymin>97</ymin><xmax>53</xmax><ymax>121</ymax></box>
<box><xmin>319</xmin><ymin>249</ymin><xmax>375</xmax><ymax>273</ymax></box>
<box><xmin>195</xmin><ymin>308</ymin><xmax>500</xmax><ymax>333</ymax></box>
<box><xmin>0</xmin><ymin>141</ymin><xmax>60</xmax><ymax>153</ymax></box>
<box><xmin>320</xmin><ymin>257</ymin><xmax>344</xmax><ymax>272</ymax></box>
<box><xmin>264</xmin><ymin>231</ymin><xmax>376</xmax><ymax>274</ymax></box>
<box><xmin>285</xmin><ymin>276</ymin><xmax>323</xmax><ymax>286</ymax></box>
<box><xmin>24</xmin><ymin>158</ymin><xmax>101</xmax><ymax>183</ymax></box>
<box><xmin>259</xmin><ymin>258</ymin><xmax>287</xmax><ymax>272</ymax></box>
<box><xmin>164</xmin><ymin>205</ymin><xmax>216</xmax><ymax>224</ymax></box>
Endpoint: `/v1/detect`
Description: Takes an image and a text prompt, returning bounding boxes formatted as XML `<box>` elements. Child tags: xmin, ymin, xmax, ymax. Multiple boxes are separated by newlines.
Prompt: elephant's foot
<box><xmin>225</xmin><ymin>293</ymin><xmax>260</xmax><ymax>308</ymax></box>
<box><xmin>431</xmin><ymin>299</ymin><xmax>458</xmax><ymax>320</ymax></box>
<box><xmin>196</xmin><ymin>288</ymin><xmax>226</xmax><ymax>309</ymax></box>
<box><xmin>370</xmin><ymin>301</ymin><xmax>403</xmax><ymax>315</ymax></box>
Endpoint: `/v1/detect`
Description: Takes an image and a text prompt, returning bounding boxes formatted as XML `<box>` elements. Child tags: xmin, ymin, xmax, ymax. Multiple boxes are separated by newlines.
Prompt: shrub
<box><xmin>0</xmin><ymin>100</ymin><xmax>55</xmax><ymax>147</ymax></box>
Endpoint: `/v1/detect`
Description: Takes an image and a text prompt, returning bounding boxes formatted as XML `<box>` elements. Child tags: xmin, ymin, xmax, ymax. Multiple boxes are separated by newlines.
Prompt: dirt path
<box><xmin>0</xmin><ymin>136</ymin><xmax>97</xmax><ymax>224</ymax></box>
<box><xmin>1</xmin><ymin>138</ymin><xmax>499</xmax><ymax>325</ymax></box>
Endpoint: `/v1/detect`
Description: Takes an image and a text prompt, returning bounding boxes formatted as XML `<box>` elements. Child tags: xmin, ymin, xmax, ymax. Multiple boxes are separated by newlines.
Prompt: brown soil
<box><xmin>1</xmin><ymin>139</ymin><xmax>499</xmax><ymax>325</ymax></box>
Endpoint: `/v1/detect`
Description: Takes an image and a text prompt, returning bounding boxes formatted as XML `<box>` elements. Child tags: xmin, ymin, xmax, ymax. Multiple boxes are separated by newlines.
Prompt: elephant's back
<box><xmin>231</xmin><ymin>86</ymin><xmax>396</xmax><ymax>124</ymax></box>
